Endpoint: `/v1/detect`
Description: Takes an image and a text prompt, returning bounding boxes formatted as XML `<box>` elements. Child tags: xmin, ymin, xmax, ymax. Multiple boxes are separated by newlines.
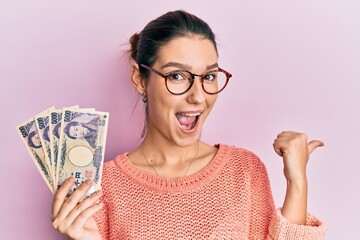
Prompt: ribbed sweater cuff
<box><xmin>268</xmin><ymin>208</ymin><xmax>326</xmax><ymax>240</ymax></box>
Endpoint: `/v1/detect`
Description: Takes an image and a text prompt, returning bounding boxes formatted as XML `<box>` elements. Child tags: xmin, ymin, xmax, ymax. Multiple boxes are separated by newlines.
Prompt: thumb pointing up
<box><xmin>308</xmin><ymin>140</ymin><xmax>325</xmax><ymax>155</ymax></box>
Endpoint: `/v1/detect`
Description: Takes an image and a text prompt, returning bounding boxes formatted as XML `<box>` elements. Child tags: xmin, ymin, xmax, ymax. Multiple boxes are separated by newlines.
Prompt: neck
<box><xmin>140</xmin><ymin>134</ymin><xmax>199</xmax><ymax>166</ymax></box>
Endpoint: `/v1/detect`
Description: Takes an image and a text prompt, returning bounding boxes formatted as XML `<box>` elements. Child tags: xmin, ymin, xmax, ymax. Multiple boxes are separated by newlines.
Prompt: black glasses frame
<box><xmin>140</xmin><ymin>64</ymin><xmax>232</xmax><ymax>95</ymax></box>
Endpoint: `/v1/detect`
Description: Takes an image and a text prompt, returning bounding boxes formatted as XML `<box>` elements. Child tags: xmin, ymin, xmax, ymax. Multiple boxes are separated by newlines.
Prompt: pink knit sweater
<box><xmin>94</xmin><ymin>144</ymin><xmax>326</xmax><ymax>239</ymax></box>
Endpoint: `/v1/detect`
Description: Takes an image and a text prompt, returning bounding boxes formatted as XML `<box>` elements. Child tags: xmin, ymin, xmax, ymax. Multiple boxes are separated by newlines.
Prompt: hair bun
<box><xmin>129</xmin><ymin>33</ymin><xmax>140</xmax><ymax>61</ymax></box>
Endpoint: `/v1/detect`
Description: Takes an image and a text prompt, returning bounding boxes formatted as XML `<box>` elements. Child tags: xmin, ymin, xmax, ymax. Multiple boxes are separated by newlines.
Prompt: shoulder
<box><xmin>103</xmin><ymin>152</ymin><xmax>128</xmax><ymax>166</ymax></box>
<box><xmin>218</xmin><ymin>144</ymin><xmax>272</xmax><ymax>191</ymax></box>
<box><xmin>101</xmin><ymin>153</ymin><xmax>128</xmax><ymax>180</ymax></box>
<box><xmin>218</xmin><ymin>143</ymin><xmax>267</xmax><ymax>173</ymax></box>
<box><xmin>220</xmin><ymin>144</ymin><xmax>263</xmax><ymax>163</ymax></box>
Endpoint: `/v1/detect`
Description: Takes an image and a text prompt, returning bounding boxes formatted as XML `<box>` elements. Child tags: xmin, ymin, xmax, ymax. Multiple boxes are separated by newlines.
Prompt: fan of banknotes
<box><xmin>16</xmin><ymin>106</ymin><xmax>109</xmax><ymax>196</ymax></box>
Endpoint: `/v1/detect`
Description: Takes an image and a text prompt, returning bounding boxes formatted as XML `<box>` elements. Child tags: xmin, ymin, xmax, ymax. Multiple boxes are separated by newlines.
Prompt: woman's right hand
<box><xmin>51</xmin><ymin>177</ymin><xmax>103</xmax><ymax>240</ymax></box>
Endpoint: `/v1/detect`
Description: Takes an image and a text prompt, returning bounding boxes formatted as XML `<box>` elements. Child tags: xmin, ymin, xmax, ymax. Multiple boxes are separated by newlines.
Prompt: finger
<box><xmin>52</xmin><ymin>177</ymin><xmax>75</xmax><ymax>220</ymax></box>
<box><xmin>56</xmin><ymin>179</ymin><xmax>94</xmax><ymax>221</ymax></box>
<box><xmin>308</xmin><ymin>140</ymin><xmax>325</xmax><ymax>154</ymax></box>
<box><xmin>66</xmin><ymin>190</ymin><xmax>103</xmax><ymax>224</ymax></box>
<box><xmin>277</xmin><ymin>131</ymin><xmax>298</xmax><ymax>138</ymax></box>
<box><xmin>71</xmin><ymin>202</ymin><xmax>104</xmax><ymax>231</ymax></box>
<box><xmin>273</xmin><ymin>142</ymin><xmax>284</xmax><ymax>157</ymax></box>
<box><xmin>273</xmin><ymin>136</ymin><xmax>290</xmax><ymax>157</ymax></box>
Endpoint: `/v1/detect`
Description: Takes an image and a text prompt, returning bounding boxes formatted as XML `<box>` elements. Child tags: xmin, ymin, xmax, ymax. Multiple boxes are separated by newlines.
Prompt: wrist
<box><xmin>287</xmin><ymin>177</ymin><xmax>308</xmax><ymax>188</ymax></box>
<box><xmin>285</xmin><ymin>170</ymin><xmax>308</xmax><ymax>186</ymax></box>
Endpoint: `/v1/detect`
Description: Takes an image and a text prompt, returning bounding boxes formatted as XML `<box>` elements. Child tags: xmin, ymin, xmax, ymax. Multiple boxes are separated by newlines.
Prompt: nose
<box><xmin>186</xmin><ymin>77</ymin><xmax>206</xmax><ymax>104</ymax></box>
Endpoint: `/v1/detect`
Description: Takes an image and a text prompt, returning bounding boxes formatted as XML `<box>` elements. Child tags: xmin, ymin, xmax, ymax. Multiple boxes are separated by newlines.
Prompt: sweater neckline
<box><xmin>114</xmin><ymin>144</ymin><xmax>231</xmax><ymax>192</ymax></box>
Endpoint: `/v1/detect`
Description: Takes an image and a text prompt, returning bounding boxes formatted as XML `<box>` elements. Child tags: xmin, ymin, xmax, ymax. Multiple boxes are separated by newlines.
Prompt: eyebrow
<box><xmin>161</xmin><ymin>62</ymin><xmax>219</xmax><ymax>71</ymax></box>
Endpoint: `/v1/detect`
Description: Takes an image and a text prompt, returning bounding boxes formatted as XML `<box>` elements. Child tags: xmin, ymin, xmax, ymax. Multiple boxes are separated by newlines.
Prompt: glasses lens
<box><xmin>202</xmin><ymin>71</ymin><xmax>228</xmax><ymax>94</ymax></box>
<box><xmin>166</xmin><ymin>71</ymin><xmax>193</xmax><ymax>94</ymax></box>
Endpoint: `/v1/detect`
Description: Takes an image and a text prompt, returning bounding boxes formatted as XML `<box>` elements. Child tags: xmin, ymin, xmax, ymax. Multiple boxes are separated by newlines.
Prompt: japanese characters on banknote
<box><xmin>16</xmin><ymin>107</ymin><xmax>109</xmax><ymax>195</ymax></box>
<box><xmin>35</xmin><ymin>107</ymin><xmax>55</xmax><ymax>183</ymax></box>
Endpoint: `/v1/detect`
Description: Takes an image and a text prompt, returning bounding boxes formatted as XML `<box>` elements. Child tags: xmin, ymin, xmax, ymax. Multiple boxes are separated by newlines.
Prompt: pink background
<box><xmin>1</xmin><ymin>1</ymin><xmax>359</xmax><ymax>239</ymax></box>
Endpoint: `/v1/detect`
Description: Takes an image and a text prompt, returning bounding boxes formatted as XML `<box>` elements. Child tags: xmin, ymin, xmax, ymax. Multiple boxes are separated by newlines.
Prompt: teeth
<box><xmin>178</xmin><ymin>112</ymin><xmax>201</xmax><ymax>117</ymax></box>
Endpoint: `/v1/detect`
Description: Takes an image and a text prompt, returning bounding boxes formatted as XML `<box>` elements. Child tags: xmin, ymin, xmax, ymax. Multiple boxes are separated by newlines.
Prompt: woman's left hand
<box><xmin>273</xmin><ymin>131</ymin><xmax>324</xmax><ymax>183</ymax></box>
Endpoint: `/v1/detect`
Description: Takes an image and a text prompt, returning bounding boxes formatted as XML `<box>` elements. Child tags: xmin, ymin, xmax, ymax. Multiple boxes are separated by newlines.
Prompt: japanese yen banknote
<box><xmin>16</xmin><ymin>107</ymin><xmax>109</xmax><ymax>195</ymax></box>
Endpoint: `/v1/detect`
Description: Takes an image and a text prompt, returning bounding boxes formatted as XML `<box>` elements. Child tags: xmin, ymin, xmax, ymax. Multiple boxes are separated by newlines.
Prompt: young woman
<box><xmin>51</xmin><ymin>10</ymin><xmax>326</xmax><ymax>239</ymax></box>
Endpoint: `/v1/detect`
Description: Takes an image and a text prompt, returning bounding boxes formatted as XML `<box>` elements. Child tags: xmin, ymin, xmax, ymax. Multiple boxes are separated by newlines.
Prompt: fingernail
<box><xmin>67</xmin><ymin>177</ymin><xmax>75</xmax><ymax>183</ymax></box>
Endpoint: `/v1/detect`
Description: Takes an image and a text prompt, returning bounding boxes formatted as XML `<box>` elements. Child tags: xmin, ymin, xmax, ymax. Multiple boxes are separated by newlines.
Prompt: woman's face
<box><xmin>145</xmin><ymin>36</ymin><xmax>218</xmax><ymax>147</ymax></box>
<box><xmin>30</xmin><ymin>132</ymin><xmax>41</xmax><ymax>147</ymax></box>
<box><xmin>69</xmin><ymin>124</ymin><xmax>89</xmax><ymax>138</ymax></box>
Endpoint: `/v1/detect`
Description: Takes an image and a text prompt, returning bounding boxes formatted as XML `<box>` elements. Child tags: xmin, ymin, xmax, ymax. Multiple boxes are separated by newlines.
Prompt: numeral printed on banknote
<box><xmin>17</xmin><ymin>117</ymin><xmax>54</xmax><ymax>193</ymax></box>
<box><xmin>57</xmin><ymin>108</ymin><xmax>109</xmax><ymax>196</ymax></box>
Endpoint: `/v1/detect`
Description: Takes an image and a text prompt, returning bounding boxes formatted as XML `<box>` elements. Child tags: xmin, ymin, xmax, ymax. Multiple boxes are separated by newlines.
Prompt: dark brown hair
<box><xmin>129</xmin><ymin>10</ymin><xmax>217</xmax><ymax>78</ymax></box>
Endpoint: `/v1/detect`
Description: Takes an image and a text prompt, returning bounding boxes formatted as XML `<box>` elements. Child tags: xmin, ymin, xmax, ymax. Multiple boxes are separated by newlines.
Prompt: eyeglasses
<box><xmin>140</xmin><ymin>64</ymin><xmax>232</xmax><ymax>95</ymax></box>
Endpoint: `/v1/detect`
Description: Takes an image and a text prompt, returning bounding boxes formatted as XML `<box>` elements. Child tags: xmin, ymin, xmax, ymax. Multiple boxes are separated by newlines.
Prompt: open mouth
<box><xmin>175</xmin><ymin>112</ymin><xmax>201</xmax><ymax>131</ymax></box>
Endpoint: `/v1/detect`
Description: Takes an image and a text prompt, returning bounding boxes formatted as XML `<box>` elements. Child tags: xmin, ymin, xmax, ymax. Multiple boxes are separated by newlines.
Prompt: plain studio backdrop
<box><xmin>1</xmin><ymin>1</ymin><xmax>359</xmax><ymax>239</ymax></box>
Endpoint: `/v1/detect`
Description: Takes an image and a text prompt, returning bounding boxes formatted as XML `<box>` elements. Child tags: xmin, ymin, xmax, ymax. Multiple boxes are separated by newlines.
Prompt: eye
<box><xmin>167</xmin><ymin>72</ymin><xmax>187</xmax><ymax>82</ymax></box>
<box><xmin>203</xmin><ymin>73</ymin><xmax>217</xmax><ymax>82</ymax></box>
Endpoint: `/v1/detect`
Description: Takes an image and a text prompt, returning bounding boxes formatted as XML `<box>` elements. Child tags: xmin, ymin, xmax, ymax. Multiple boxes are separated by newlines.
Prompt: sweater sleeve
<box><xmin>267</xmin><ymin>209</ymin><xmax>326</xmax><ymax>239</ymax></box>
<box><xmin>249</xmin><ymin>157</ymin><xmax>276</xmax><ymax>239</ymax></box>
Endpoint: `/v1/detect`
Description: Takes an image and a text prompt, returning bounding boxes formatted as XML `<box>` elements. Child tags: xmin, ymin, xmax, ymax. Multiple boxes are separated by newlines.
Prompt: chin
<box><xmin>173</xmin><ymin>129</ymin><xmax>202</xmax><ymax>147</ymax></box>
